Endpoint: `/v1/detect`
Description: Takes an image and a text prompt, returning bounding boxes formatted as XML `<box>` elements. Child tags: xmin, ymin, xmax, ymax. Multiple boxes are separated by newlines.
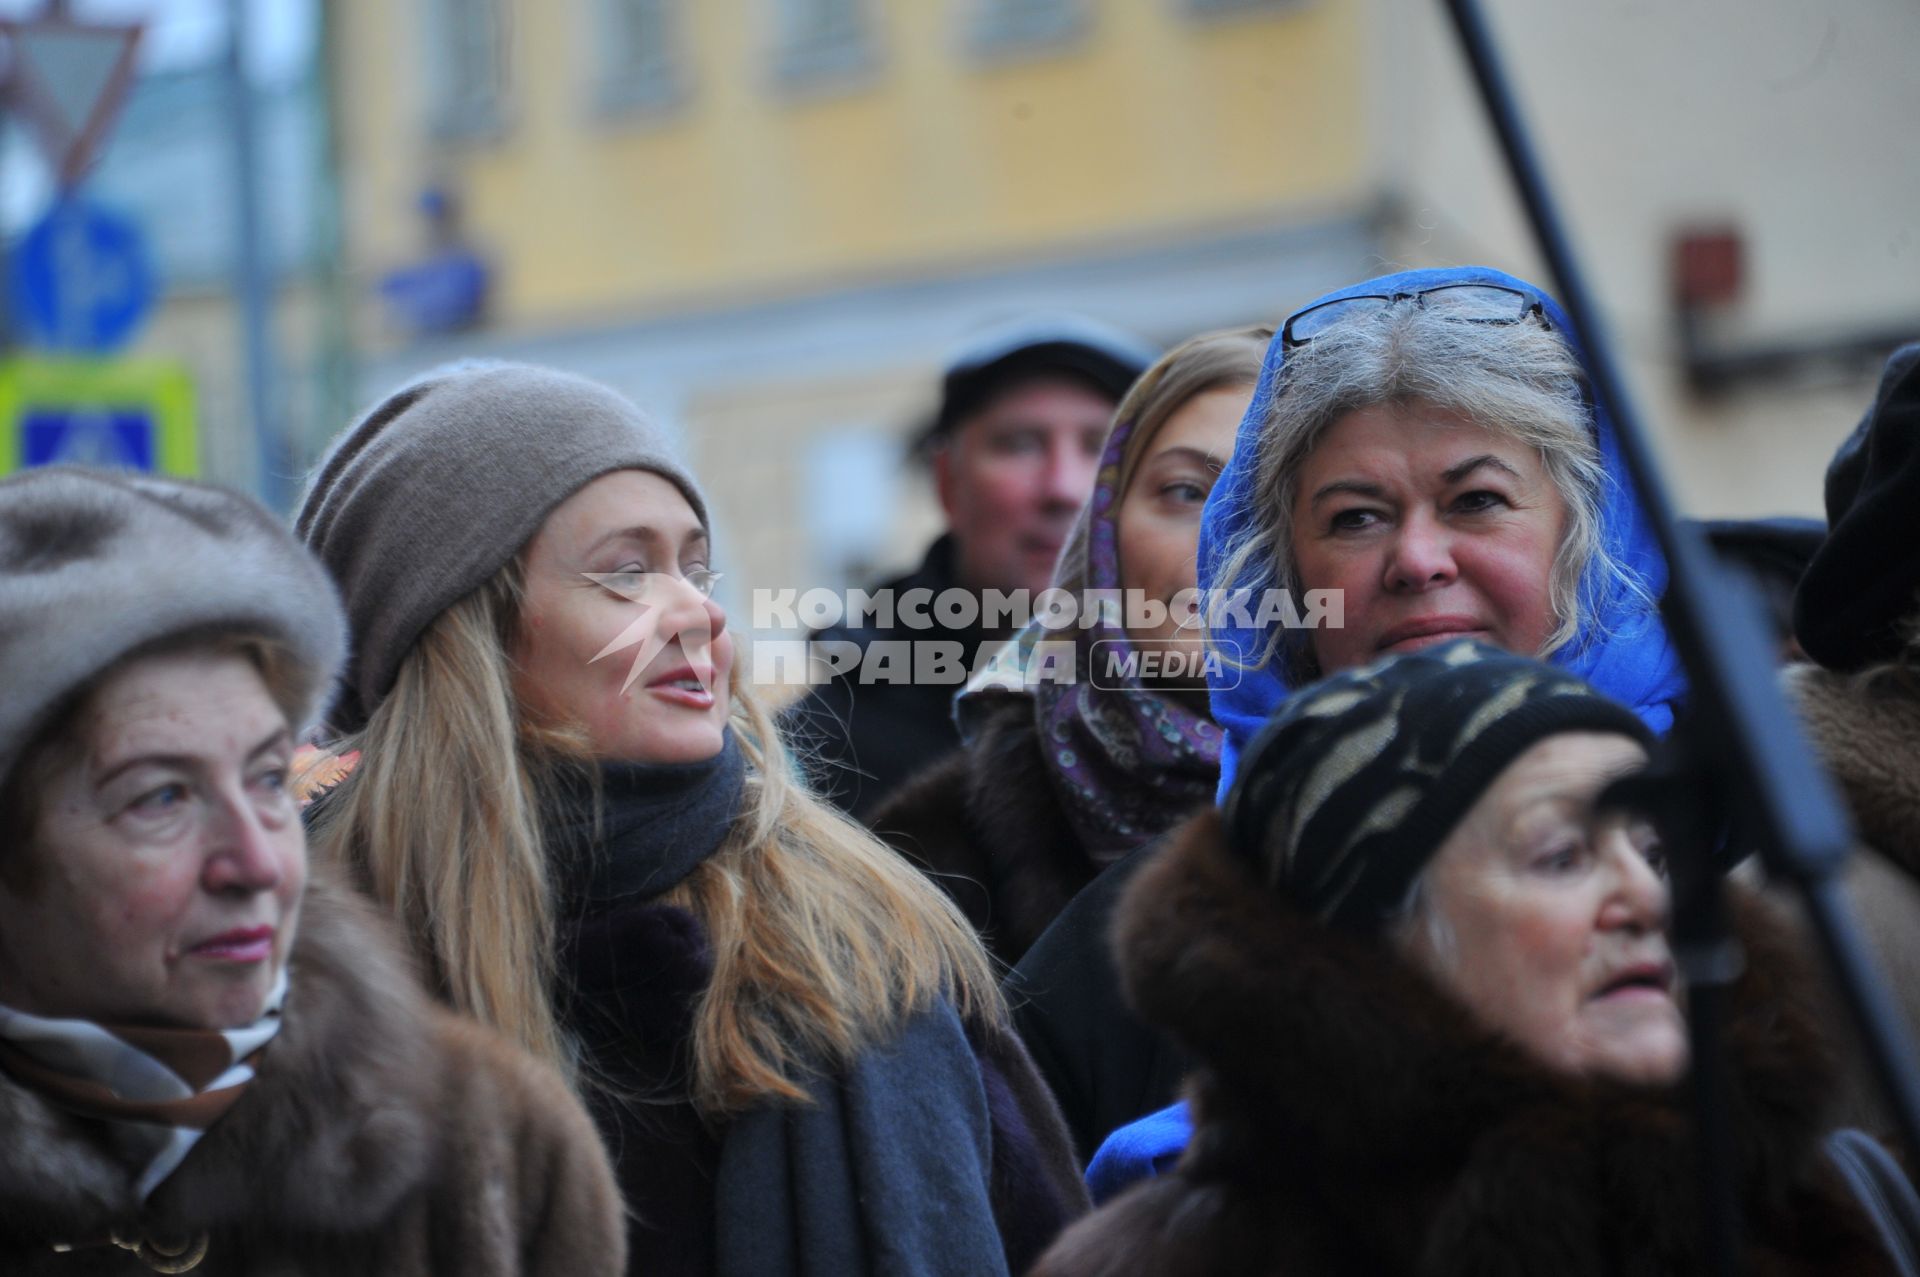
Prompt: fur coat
<box><xmin>1781</xmin><ymin>661</ymin><xmax>1920</xmax><ymax>1133</ymax></box>
<box><xmin>0</xmin><ymin>879</ymin><xmax>626</xmax><ymax>1276</ymax></box>
<box><xmin>870</xmin><ymin>697</ymin><xmax>1116</xmax><ymax>967</ymax></box>
<box><xmin>1032</xmin><ymin>809</ymin><xmax>1896</xmax><ymax>1277</ymax></box>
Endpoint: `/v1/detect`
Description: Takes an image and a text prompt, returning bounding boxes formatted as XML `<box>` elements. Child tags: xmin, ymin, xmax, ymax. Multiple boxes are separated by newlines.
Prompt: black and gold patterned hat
<box><xmin>1223</xmin><ymin>640</ymin><xmax>1654</xmax><ymax>932</ymax></box>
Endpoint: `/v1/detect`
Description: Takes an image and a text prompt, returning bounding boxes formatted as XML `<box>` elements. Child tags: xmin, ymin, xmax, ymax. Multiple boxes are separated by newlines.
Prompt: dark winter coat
<box><xmin>0</xmin><ymin>879</ymin><xmax>626</xmax><ymax>1276</ymax></box>
<box><xmin>563</xmin><ymin>894</ymin><xmax>1089</xmax><ymax>1277</ymax></box>
<box><xmin>873</xmin><ymin>696</ymin><xmax>1190</xmax><ymax>968</ymax></box>
<box><xmin>780</xmin><ymin>535</ymin><xmax>1005</xmax><ymax>821</ymax></box>
<box><xmin>1005</xmin><ymin>840</ymin><xmax>1189</xmax><ymax>1163</ymax></box>
<box><xmin>1033</xmin><ymin>809</ymin><xmax>1897</xmax><ymax>1277</ymax></box>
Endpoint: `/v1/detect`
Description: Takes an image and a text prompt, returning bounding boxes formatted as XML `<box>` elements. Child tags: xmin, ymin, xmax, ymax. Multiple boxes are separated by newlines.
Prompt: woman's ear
<box><xmin>931</xmin><ymin>440</ymin><xmax>960</xmax><ymax>524</ymax></box>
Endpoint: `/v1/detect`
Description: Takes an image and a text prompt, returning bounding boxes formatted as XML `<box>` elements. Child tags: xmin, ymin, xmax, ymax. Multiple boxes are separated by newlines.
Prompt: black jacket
<box><xmin>780</xmin><ymin>535</ymin><xmax>1005</xmax><ymax>821</ymax></box>
<box><xmin>1005</xmin><ymin>840</ymin><xmax>1189</xmax><ymax>1163</ymax></box>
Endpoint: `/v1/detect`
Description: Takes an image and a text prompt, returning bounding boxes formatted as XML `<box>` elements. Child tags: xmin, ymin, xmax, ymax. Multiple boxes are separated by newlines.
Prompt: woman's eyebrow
<box><xmin>247</xmin><ymin>728</ymin><xmax>293</xmax><ymax>763</ymax></box>
<box><xmin>1309</xmin><ymin>478</ymin><xmax>1387</xmax><ymax>506</ymax></box>
<box><xmin>584</xmin><ymin>525</ymin><xmax>708</xmax><ymax>557</ymax></box>
<box><xmin>94</xmin><ymin>727</ymin><xmax>295</xmax><ymax>787</ymax></box>
<box><xmin>1498</xmin><ymin>793</ymin><xmax>1585</xmax><ymax>844</ymax></box>
<box><xmin>584</xmin><ymin>526</ymin><xmax>665</xmax><ymax>556</ymax></box>
<box><xmin>1151</xmin><ymin>445</ymin><xmax>1228</xmax><ymax>471</ymax></box>
<box><xmin>94</xmin><ymin>752</ymin><xmax>193</xmax><ymax>788</ymax></box>
<box><xmin>1442</xmin><ymin>454</ymin><xmax>1521</xmax><ymax>485</ymax></box>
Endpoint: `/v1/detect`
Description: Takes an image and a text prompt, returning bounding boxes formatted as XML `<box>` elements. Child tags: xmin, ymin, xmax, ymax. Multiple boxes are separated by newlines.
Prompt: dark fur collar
<box><xmin>960</xmin><ymin>700</ymin><xmax>1103</xmax><ymax>935</ymax></box>
<box><xmin>1784</xmin><ymin>662</ymin><xmax>1920</xmax><ymax>875</ymax></box>
<box><xmin>873</xmin><ymin>697</ymin><xmax>1096</xmax><ymax>963</ymax></box>
<box><xmin>0</xmin><ymin>876</ymin><xmax>442</xmax><ymax>1245</ymax></box>
<box><xmin>1109</xmin><ymin>810</ymin><xmax>1883</xmax><ymax>1274</ymax></box>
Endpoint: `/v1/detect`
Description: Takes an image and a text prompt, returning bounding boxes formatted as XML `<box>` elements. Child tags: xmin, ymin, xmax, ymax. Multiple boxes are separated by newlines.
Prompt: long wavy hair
<box><xmin>305</xmin><ymin>560</ymin><xmax>1003</xmax><ymax>1114</ymax></box>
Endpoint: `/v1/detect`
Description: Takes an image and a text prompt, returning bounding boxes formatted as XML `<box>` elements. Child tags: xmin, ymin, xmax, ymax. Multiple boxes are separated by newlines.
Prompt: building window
<box><xmin>966</xmin><ymin>0</ymin><xmax>1088</xmax><ymax>62</ymax></box>
<box><xmin>1176</xmin><ymin>0</ymin><xmax>1305</xmax><ymax>20</ymax></box>
<box><xmin>591</xmin><ymin>0</ymin><xmax>688</xmax><ymax>117</ymax></box>
<box><xmin>769</xmin><ymin>0</ymin><xmax>877</xmax><ymax>94</ymax></box>
<box><xmin>426</xmin><ymin>0</ymin><xmax>509</xmax><ymax>140</ymax></box>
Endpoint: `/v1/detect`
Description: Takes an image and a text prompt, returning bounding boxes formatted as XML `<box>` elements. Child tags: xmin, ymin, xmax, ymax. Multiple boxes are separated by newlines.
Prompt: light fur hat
<box><xmin>0</xmin><ymin>466</ymin><xmax>348</xmax><ymax>787</ymax></box>
<box><xmin>296</xmin><ymin>360</ymin><xmax>708</xmax><ymax>733</ymax></box>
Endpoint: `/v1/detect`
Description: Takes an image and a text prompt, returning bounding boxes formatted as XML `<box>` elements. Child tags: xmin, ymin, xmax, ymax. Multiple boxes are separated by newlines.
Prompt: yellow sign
<box><xmin>0</xmin><ymin>357</ymin><xmax>197</xmax><ymax>477</ymax></box>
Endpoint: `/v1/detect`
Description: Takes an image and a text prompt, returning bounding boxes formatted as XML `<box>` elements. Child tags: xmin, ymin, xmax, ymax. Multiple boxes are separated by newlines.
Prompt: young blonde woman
<box><xmin>297</xmin><ymin>362</ymin><xmax>1085</xmax><ymax>1277</ymax></box>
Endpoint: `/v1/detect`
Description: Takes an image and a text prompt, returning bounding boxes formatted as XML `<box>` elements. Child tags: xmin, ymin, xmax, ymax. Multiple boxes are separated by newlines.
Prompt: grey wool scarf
<box><xmin>715</xmin><ymin>998</ymin><xmax>1010</xmax><ymax>1277</ymax></box>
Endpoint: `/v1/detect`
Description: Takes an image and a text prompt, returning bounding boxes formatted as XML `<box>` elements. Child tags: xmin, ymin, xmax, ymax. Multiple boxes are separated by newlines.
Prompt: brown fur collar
<box><xmin>0</xmin><ymin>875</ymin><xmax>442</xmax><ymax>1246</ymax></box>
<box><xmin>1784</xmin><ymin>662</ymin><xmax>1920</xmax><ymax>876</ymax></box>
<box><xmin>873</xmin><ymin>698</ymin><xmax>1099</xmax><ymax>964</ymax></box>
<box><xmin>1089</xmin><ymin>810</ymin><xmax>1889</xmax><ymax>1275</ymax></box>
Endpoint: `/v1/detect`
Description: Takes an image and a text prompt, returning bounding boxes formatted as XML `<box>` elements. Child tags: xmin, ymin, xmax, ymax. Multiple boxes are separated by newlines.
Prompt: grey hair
<box><xmin>1209</xmin><ymin>303</ymin><xmax>1653</xmax><ymax>679</ymax></box>
<box><xmin>1389</xmin><ymin>868</ymin><xmax>1458</xmax><ymax>974</ymax></box>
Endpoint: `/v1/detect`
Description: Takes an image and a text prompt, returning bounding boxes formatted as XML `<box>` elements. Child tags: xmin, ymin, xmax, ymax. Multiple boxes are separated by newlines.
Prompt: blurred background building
<box><xmin>4</xmin><ymin>0</ymin><xmax>1917</xmax><ymax>616</ymax></box>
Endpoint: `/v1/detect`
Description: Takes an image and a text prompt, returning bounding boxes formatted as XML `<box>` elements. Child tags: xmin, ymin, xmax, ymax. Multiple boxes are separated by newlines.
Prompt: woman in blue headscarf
<box><xmin>1199</xmin><ymin>263</ymin><xmax>1685</xmax><ymax>796</ymax></box>
<box><xmin>1011</xmin><ymin>265</ymin><xmax>1689</xmax><ymax>1178</ymax></box>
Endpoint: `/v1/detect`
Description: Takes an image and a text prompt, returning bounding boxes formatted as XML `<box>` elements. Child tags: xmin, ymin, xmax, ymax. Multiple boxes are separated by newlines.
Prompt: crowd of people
<box><xmin>0</xmin><ymin>263</ymin><xmax>1916</xmax><ymax>1274</ymax></box>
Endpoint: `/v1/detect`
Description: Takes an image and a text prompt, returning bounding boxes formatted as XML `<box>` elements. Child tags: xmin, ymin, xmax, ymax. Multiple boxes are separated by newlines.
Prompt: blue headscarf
<box><xmin>1199</xmin><ymin>265</ymin><xmax>1687</xmax><ymax>800</ymax></box>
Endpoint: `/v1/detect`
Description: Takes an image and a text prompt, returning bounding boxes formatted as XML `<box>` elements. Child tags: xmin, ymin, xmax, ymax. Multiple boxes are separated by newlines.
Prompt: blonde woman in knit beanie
<box><xmin>296</xmin><ymin>361</ymin><xmax>1086</xmax><ymax>1277</ymax></box>
<box><xmin>0</xmin><ymin>467</ymin><xmax>623</xmax><ymax>1275</ymax></box>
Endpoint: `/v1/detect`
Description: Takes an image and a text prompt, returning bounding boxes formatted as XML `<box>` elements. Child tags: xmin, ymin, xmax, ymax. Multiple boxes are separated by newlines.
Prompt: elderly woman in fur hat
<box><xmin>1034</xmin><ymin>642</ymin><xmax>1900</xmax><ymax>1277</ymax></box>
<box><xmin>0</xmin><ymin>468</ymin><xmax>623</xmax><ymax>1275</ymax></box>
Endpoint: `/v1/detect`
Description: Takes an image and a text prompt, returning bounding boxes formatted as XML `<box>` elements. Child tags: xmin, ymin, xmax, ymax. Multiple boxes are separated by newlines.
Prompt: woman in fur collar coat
<box><xmin>1783</xmin><ymin>341</ymin><xmax>1920</xmax><ymax>1132</ymax></box>
<box><xmin>871</xmin><ymin>327</ymin><xmax>1267</xmax><ymax>967</ymax></box>
<box><xmin>1036</xmin><ymin>644</ymin><xmax>1896</xmax><ymax>1277</ymax></box>
<box><xmin>1</xmin><ymin>878</ymin><xmax>624</xmax><ymax>1275</ymax></box>
<box><xmin>0</xmin><ymin>468</ymin><xmax>623</xmax><ymax>1274</ymax></box>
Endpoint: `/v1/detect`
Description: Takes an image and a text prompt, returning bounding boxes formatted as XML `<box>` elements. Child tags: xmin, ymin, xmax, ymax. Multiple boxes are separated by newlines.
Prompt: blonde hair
<box><xmin>306</xmin><ymin>563</ymin><xmax>1002</xmax><ymax>1115</ymax></box>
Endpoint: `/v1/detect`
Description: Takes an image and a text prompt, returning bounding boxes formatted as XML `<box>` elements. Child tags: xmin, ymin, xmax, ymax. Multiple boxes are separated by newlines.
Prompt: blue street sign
<box><xmin>0</xmin><ymin>357</ymin><xmax>197</xmax><ymax>478</ymax></box>
<box><xmin>21</xmin><ymin>406</ymin><xmax>157</xmax><ymax>470</ymax></box>
<box><xmin>7</xmin><ymin>197</ymin><xmax>155</xmax><ymax>352</ymax></box>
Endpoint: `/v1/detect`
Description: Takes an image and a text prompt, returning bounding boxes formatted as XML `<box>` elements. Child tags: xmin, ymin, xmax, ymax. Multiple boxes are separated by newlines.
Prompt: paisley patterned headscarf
<box><xmin>958</xmin><ymin>327</ymin><xmax>1269</xmax><ymax>861</ymax></box>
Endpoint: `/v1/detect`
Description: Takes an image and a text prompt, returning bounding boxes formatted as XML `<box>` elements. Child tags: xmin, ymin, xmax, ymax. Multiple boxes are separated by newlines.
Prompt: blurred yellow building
<box><xmin>329</xmin><ymin>0</ymin><xmax>1386</xmax><ymax>603</ymax></box>
<box><xmin>326</xmin><ymin>0</ymin><xmax>1920</xmax><ymax>616</ymax></box>
<box><xmin>337</xmin><ymin>0</ymin><xmax>1366</xmax><ymax>327</ymax></box>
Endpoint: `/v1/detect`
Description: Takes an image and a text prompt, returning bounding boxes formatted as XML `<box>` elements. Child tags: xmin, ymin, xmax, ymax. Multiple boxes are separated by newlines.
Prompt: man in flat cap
<box><xmin>784</xmin><ymin>316</ymin><xmax>1155</xmax><ymax>820</ymax></box>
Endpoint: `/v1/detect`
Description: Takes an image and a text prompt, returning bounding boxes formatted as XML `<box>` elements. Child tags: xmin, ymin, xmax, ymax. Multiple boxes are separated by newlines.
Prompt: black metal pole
<box><xmin>1440</xmin><ymin>0</ymin><xmax>1920</xmax><ymax>1264</ymax></box>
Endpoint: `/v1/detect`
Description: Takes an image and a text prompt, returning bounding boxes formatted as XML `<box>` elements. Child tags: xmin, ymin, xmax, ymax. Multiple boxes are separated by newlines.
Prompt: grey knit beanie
<box><xmin>296</xmin><ymin>361</ymin><xmax>708</xmax><ymax>733</ymax></box>
<box><xmin>0</xmin><ymin>466</ymin><xmax>348</xmax><ymax>787</ymax></box>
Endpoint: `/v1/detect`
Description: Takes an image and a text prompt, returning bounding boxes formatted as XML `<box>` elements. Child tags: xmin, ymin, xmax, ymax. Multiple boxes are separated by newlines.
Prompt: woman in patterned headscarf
<box><xmin>1034</xmin><ymin>644</ymin><xmax>1897</xmax><ymax>1277</ymax></box>
<box><xmin>870</xmin><ymin>326</ymin><xmax>1269</xmax><ymax>967</ymax></box>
